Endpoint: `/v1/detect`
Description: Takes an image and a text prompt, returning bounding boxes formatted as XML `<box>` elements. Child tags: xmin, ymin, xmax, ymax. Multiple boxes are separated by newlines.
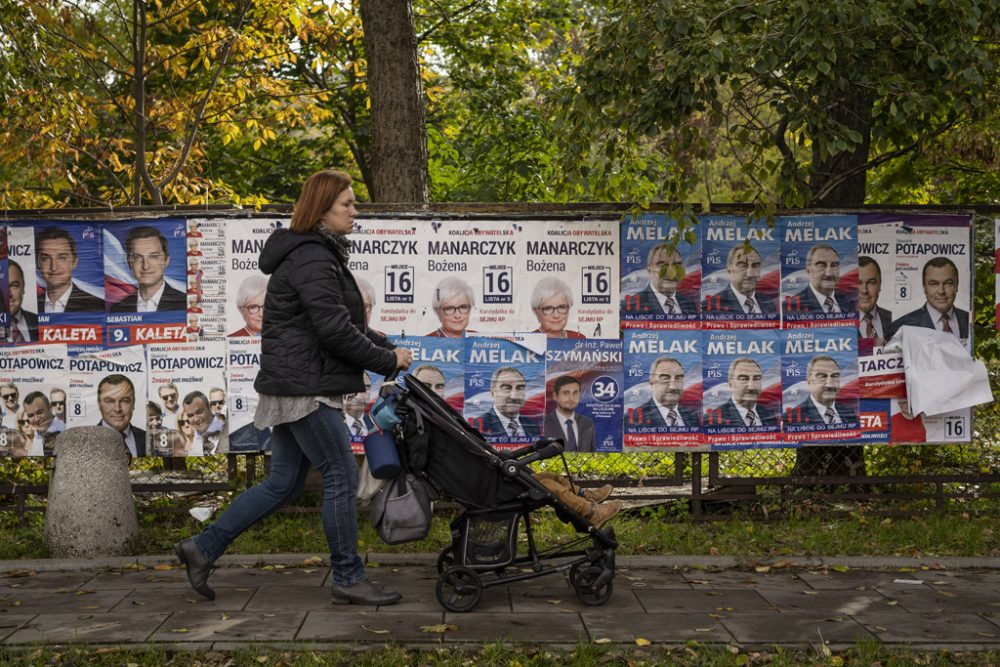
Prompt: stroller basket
<box><xmin>457</xmin><ymin>512</ymin><xmax>518</xmax><ymax>569</ymax></box>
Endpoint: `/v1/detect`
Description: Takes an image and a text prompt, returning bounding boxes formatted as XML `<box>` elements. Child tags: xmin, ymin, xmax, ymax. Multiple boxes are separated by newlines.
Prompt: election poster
<box><xmin>702</xmin><ymin>330</ymin><xmax>782</xmax><ymax>447</ymax></box>
<box><xmin>66</xmin><ymin>345</ymin><xmax>148</xmax><ymax>457</ymax></box>
<box><xmin>390</xmin><ymin>335</ymin><xmax>465</xmax><ymax>413</ymax></box>
<box><xmin>856</xmin><ymin>219</ymin><xmax>905</xmax><ymax>398</ymax></box>
<box><xmin>338</xmin><ymin>371</ymin><xmax>374</xmax><ymax>453</ymax></box>
<box><xmin>224</xmin><ymin>218</ymin><xmax>277</xmax><ymax>338</ymax></box>
<box><xmin>884</xmin><ymin>214</ymin><xmax>973</xmax><ymax>350</ymax></box>
<box><xmin>620</xmin><ymin>213</ymin><xmax>701</xmax><ymax>329</ymax></box>
<box><xmin>103</xmin><ymin>219</ymin><xmax>189</xmax><ymax>346</ymax></box>
<box><xmin>31</xmin><ymin>220</ymin><xmax>106</xmax><ymax>349</ymax></box>
<box><xmin>348</xmin><ymin>219</ymin><xmax>422</xmax><ymax>336</ymax></box>
<box><xmin>851</xmin><ymin>399</ymin><xmax>891</xmax><ymax>444</ymax></box>
<box><xmin>781</xmin><ymin>214</ymin><xmax>859</xmax><ymax>328</ymax></box>
<box><xmin>780</xmin><ymin>327</ymin><xmax>861</xmax><ymax>443</ymax></box>
<box><xmin>890</xmin><ymin>399</ymin><xmax>971</xmax><ymax>444</ymax></box>
<box><xmin>544</xmin><ymin>338</ymin><xmax>623</xmax><ymax>453</ymax></box>
<box><xmin>5</xmin><ymin>226</ymin><xmax>38</xmax><ymax>345</ymax></box>
<box><xmin>622</xmin><ymin>329</ymin><xmax>702</xmax><ymax>448</ymax></box>
<box><xmin>0</xmin><ymin>226</ymin><xmax>8</xmax><ymax>339</ymax></box>
<box><xmin>184</xmin><ymin>218</ymin><xmax>228</xmax><ymax>340</ymax></box>
<box><xmin>701</xmin><ymin>215</ymin><xmax>780</xmax><ymax>329</ymax></box>
<box><xmin>518</xmin><ymin>219</ymin><xmax>619</xmax><ymax>338</ymax></box>
<box><xmin>226</xmin><ymin>338</ymin><xmax>270</xmax><ymax>453</ymax></box>
<box><xmin>996</xmin><ymin>218</ymin><xmax>1000</xmax><ymax>329</ymax></box>
<box><xmin>0</xmin><ymin>344</ymin><xmax>69</xmax><ymax>457</ymax></box>
<box><xmin>146</xmin><ymin>341</ymin><xmax>228</xmax><ymax>456</ymax></box>
<box><xmin>464</xmin><ymin>333</ymin><xmax>546</xmax><ymax>450</ymax></box>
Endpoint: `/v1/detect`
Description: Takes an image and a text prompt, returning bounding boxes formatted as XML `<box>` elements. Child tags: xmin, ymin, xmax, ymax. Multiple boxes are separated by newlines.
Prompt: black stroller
<box><xmin>384</xmin><ymin>374</ymin><xmax>618</xmax><ymax>612</ymax></box>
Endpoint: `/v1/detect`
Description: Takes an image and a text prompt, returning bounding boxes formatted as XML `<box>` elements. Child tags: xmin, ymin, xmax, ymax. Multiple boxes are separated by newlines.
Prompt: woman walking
<box><xmin>175</xmin><ymin>169</ymin><xmax>412</xmax><ymax>605</ymax></box>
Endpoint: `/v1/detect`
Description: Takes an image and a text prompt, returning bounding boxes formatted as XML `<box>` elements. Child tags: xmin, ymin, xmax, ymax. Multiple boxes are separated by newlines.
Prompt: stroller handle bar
<box><xmin>502</xmin><ymin>439</ymin><xmax>564</xmax><ymax>478</ymax></box>
<box><xmin>508</xmin><ymin>437</ymin><xmax>562</xmax><ymax>460</ymax></box>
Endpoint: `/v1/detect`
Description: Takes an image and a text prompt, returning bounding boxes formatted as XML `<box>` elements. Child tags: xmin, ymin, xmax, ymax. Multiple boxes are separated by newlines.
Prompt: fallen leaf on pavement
<box><xmin>830</xmin><ymin>565</ymin><xmax>849</xmax><ymax>573</ymax></box>
<box><xmin>170</xmin><ymin>628</ymin><xmax>189</xmax><ymax>633</ymax></box>
<box><xmin>153</xmin><ymin>564</ymin><xmax>173</xmax><ymax>571</ymax></box>
<box><xmin>754</xmin><ymin>566</ymin><xmax>770</xmax><ymax>573</ymax></box>
<box><xmin>362</xmin><ymin>625</ymin><xmax>390</xmax><ymax>634</ymax></box>
<box><xmin>635</xmin><ymin>638</ymin><xmax>651</xmax><ymax>646</ymax></box>
<box><xmin>593</xmin><ymin>638</ymin><xmax>612</xmax><ymax>644</ymax></box>
<box><xmin>302</xmin><ymin>557</ymin><xmax>323</xmax><ymax>566</ymax></box>
<box><xmin>421</xmin><ymin>624</ymin><xmax>458</xmax><ymax>633</ymax></box>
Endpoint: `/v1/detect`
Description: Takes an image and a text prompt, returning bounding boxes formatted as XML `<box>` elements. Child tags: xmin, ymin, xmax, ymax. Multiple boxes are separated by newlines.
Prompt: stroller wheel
<box><xmin>436</xmin><ymin>566</ymin><xmax>483</xmax><ymax>612</ymax></box>
<box><xmin>436</xmin><ymin>546</ymin><xmax>455</xmax><ymax>574</ymax></box>
<box><xmin>573</xmin><ymin>566</ymin><xmax>613</xmax><ymax>606</ymax></box>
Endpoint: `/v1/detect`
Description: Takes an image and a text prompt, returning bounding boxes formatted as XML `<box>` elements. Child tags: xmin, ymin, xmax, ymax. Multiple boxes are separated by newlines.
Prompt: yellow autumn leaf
<box><xmin>635</xmin><ymin>637</ymin><xmax>651</xmax><ymax>646</ymax></box>
<box><xmin>361</xmin><ymin>625</ymin><xmax>390</xmax><ymax>634</ymax></box>
<box><xmin>153</xmin><ymin>563</ymin><xmax>173</xmax><ymax>571</ymax></box>
<box><xmin>593</xmin><ymin>638</ymin><xmax>612</xmax><ymax>644</ymax></box>
<box><xmin>170</xmin><ymin>628</ymin><xmax>189</xmax><ymax>633</ymax></box>
<box><xmin>754</xmin><ymin>565</ymin><xmax>770</xmax><ymax>573</ymax></box>
<box><xmin>421</xmin><ymin>624</ymin><xmax>458</xmax><ymax>633</ymax></box>
<box><xmin>302</xmin><ymin>556</ymin><xmax>323</xmax><ymax>566</ymax></box>
<box><xmin>831</xmin><ymin>565</ymin><xmax>849</xmax><ymax>573</ymax></box>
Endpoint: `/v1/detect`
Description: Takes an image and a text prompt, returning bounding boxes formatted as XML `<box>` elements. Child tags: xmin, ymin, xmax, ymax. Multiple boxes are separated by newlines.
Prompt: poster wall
<box><xmin>67</xmin><ymin>346</ymin><xmax>148</xmax><ymax>456</ymax></box>
<box><xmin>0</xmin><ymin>211</ymin><xmax>979</xmax><ymax>456</ymax></box>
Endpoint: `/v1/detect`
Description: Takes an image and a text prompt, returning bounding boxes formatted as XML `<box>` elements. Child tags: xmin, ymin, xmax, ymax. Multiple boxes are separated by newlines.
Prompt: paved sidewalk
<box><xmin>2</xmin><ymin>554</ymin><xmax>1000</xmax><ymax>651</ymax></box>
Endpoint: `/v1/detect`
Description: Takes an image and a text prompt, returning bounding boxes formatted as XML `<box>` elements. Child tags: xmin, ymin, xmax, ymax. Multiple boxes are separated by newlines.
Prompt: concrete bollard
<box><xmin>44</xmin><ymin>427</ymin><xmax>140</xmax><ymax>558</ymax></box>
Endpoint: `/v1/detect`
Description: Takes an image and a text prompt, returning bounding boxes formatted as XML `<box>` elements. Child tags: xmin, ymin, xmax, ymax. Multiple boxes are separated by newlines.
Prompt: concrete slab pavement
<box><xmin>1</xmin><ymin>554</ymin><xmax>999</xmax><ymax>651</ymax></box>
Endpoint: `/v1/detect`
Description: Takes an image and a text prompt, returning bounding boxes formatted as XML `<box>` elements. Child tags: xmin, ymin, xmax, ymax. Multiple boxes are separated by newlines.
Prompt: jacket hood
<box><xmin>259</xmin><ymin>229</ymin><xmax>329</xmax><ymax>275</ymax></box>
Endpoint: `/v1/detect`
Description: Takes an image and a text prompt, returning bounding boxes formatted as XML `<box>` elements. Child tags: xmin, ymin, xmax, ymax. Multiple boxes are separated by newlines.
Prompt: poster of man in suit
<box><xmin>67</xmin><ymin>346</ymin><xmax>148</xmax><ymax>456</ymax></box>
<box><xmin>464</xmin><ymin>334</ymin><xmax>545</xmax><ymax>450</ymax></box>
<box><xmin>389</xmin><ymin>335</ymin><xmax>465</xmax><ymax>412</ymax></box>
<box><xmin>104</xmin><ymin>220</ymin><xmax>188</xmax><ymax>346</ymax></box>
<box><xmin>14</xmin><ymin>222</ymin><xmax>104</xmax><ymax>348</ymax></box>
<box><xmin>623</xmin><ymin>330</ymin><xmax>703</xmax><ymax>448</ymax></box>
<box><xmin>620</xmin><ymin>213</ymin><xmax>701</xmax><ymax>329</ymax></box>
<box><xmin>702</xmin><ymin>215</ymin><xmax>780</xmax><ymax>329</ymax></box>
<box><xmin>781</xmin><ymin>215</ymin><xmax>859</xmax><ymax>328</ymax></box>
<box><xmin>702</xmin><ymin>330</ymin><xmax>782</xmax><ymax>447</ymax></box>
<box><xmin>781</xmin><ymin>328</ymin><xmax>861</xmax><ymax>442</ymax></box>
<box><xmin>226</xmin><ymin>338</ymin><xmax>271</xmax><ymax>453</ymax></box>
<box><xmin>544</xmin><ymin>338</ymin><xmax>623</xmax><ymax>453</ymax></box>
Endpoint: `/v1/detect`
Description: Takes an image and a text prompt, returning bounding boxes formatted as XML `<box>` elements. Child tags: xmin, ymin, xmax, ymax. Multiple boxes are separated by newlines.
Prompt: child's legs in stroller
<box><xmin>533</xmin><ymin>472</ymin><xmax>591</xmax><ymax>515</ymax></box>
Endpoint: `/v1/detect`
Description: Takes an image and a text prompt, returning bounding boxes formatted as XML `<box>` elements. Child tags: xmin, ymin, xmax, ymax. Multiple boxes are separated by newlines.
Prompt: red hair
<box><xmin>290</xmin><ymin>170</ymin><xmax>353</xmax><ymax>233</ymax></box>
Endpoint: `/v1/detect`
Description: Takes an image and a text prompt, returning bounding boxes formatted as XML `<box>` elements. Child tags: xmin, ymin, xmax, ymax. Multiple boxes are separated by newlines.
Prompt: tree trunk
<box><xmin>358</xmin><ymin>0</ymin><xmax>429</xmax><ymax>203</ymax></box>
<box><xmin>793</xmin><ymin>82</ymin><xmax>874</xmax><ymax>484</ymax></box>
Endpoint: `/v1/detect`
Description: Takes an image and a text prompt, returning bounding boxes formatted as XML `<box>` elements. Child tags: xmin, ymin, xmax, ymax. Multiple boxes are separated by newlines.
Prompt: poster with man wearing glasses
<box><xmin>146</xmin><ymin>341</ymin><xmax>228</xmax><ymax>456</ymax></box>
<box><xmin>0</xmin><ymin>344</ymin><xmax>69</xmax><ymax>457</ymax></box>
<box><xmin>103</xmin><ymin>219</ymin><xmax>188</xmax><ymax>346</ymax></box>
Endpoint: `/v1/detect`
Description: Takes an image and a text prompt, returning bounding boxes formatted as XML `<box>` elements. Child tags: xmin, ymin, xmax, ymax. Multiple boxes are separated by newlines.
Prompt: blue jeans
<box><xmin>194</xmin><ymin>405</ymin><xmax>365</xmax><ymax>587</ymax></box>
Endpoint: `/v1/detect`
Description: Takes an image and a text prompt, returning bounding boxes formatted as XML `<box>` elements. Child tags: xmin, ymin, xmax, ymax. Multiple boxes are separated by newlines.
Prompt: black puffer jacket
<box><xmin>254</xmin><ymin>228</ymin><xmax>395</xmax><ymax>396</ymax></box>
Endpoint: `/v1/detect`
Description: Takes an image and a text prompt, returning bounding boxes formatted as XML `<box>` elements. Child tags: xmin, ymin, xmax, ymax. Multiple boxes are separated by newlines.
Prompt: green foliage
<box><xmin>565</xmin><ymin>0</ymin><xmax>1000</xmax><ymax>209</ymax></box>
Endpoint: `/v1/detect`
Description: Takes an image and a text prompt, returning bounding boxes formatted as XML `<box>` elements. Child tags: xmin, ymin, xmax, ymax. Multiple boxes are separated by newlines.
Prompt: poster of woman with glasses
<box><xmin>519</xmin><ymin>219</ymin><xmax>619</xmax><ymax>338</ymax></box>
<box><xmin>103</xmin><ymin>219</ymin><xmax>188</xmax><ymax>346</ymax></box>
<box><xmin>224</xmin><ymin>219</ymin><xmax>278</xmax><ymax>339</ymax></box>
